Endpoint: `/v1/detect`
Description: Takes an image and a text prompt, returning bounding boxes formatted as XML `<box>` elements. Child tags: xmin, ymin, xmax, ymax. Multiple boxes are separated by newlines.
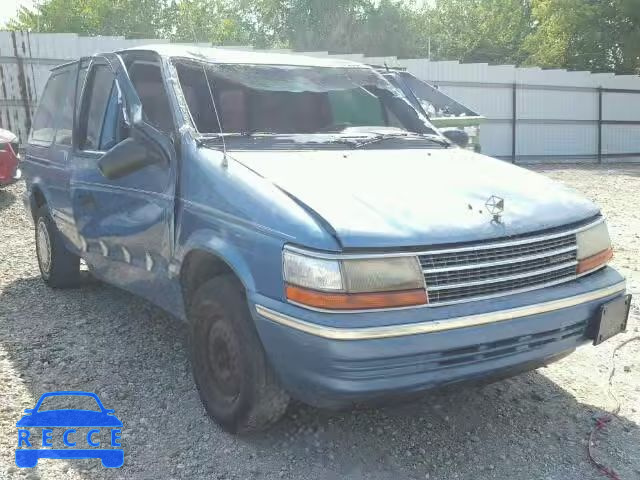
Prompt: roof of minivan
<box><xmin>120</xmin><ymin>44</ymin><xmax>369</xmax><ymax>68</ymax></box>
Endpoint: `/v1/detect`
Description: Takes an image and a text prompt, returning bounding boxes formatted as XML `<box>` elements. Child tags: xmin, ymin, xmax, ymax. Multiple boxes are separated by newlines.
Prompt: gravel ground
<box><xmin>0</xmin><ymin>164</ymin><xmax>639</xmax><ymax>480</ymax></box>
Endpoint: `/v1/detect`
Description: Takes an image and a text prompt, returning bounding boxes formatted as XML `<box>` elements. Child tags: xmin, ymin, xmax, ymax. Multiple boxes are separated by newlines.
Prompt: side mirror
<box><xmin>98</xmin><ymin>136</ymin><xmax>165</xmax><ymax>180</ymax></box>
<box><xmin>441</xmin><ymin>128</ymin><xmax>470</xmax><ymax>148</ymax></box>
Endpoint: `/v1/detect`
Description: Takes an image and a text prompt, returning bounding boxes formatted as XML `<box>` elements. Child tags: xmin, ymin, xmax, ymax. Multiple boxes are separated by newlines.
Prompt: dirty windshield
<box><xmin>174</xmin><ymin>61</ymin><xmax>440</xmax><ymax>143</ymax></box>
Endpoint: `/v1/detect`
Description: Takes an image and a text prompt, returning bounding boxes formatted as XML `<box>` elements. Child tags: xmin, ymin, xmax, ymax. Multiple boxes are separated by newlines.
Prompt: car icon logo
<box><xmin>485</xmin><ymin>195</ymin><xmax>505</xmax><ymax>216</ymax></box>
<box><xmin>485</xmin><ymin>195</ymin><xmax>505</xmax><ymax>223</ymax></box>
<box><xmin>15</xmin><ymin>391</ymin><xmax>123</xmax><ymax>468</ymax></box>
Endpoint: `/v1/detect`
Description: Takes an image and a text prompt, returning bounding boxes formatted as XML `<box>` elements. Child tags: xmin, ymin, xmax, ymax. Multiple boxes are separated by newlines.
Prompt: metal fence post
<box><xmin>512</xmin><ymin>83</ymin><xmax>517</xmax><ymax>163</ymax></box>
<box><xmin>597</xmin><ymin>87</ymin><xmax>603</xmax><ymax>164</ymax></box>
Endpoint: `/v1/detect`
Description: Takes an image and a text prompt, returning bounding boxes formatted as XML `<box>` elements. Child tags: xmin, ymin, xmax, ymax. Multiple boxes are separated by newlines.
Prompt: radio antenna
<box><xmin>190</xmin><ymin>16</ymin><xmax>227</xmax><ymax>167</ymax></box>
<box><xmin>201</xmin><ymin>64</ymin><xmax>228</xmax><ymax>168</ymax></box>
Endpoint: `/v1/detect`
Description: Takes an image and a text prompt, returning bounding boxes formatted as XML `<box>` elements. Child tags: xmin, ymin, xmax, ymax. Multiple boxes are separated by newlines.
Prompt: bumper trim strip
<box><xmin>255</xmin><ymin>281</ymin><xmax>626</xmax><ymax>340</ymax></box>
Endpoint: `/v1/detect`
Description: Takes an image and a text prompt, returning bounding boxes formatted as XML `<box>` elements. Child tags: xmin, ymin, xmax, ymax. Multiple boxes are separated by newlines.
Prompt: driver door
<box><xmin>69</xmin><ymin>54</ymin><xmax>177</xmax><ymax>304</ymax></box>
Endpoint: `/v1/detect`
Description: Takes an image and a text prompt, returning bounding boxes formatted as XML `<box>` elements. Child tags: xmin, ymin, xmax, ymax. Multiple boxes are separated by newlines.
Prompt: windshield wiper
<box><xmin>238</xmin><ymin>130</ymin><xmax>279</xmax><ymax>137</ymax></box>
<box><xmin>352</xmin><ymin>132</ymin><xmax>450</xmax><ymax>149</ymax></box>
<box><xmin>198</xmin><ymin>131</ymin><xmax>279</xmax><ymax>140</ymax></box>
<box><xmin>197</xmin><ymin>131</ymin><xmax>280</xmax><ymax>146</ymax></box>
<box><xmin>196</xmin><ymin>131</ymin><xmax>450</xmax><ymax>149</ymax></box>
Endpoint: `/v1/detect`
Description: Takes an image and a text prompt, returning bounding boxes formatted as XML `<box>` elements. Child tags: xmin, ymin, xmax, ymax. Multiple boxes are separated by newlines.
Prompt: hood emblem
<box><xmin>485</xmin><ymin>195</ymin><xmax>505</xmax><ymax>223</ymax></box>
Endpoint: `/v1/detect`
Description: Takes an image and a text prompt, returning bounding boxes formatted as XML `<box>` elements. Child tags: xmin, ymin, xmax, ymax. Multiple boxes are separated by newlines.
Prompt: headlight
<box><xmin>282</xmin><ymin>252</ymin><xmax>342</xmax><ymax>291</ymax></box>
<box><xmin>576</xmin><ymin>221</ymin><xmax>613</xmax><ymax>274</ymax></box>
<box><xmin>283</xmin><ymin>249</ymin><xmax>426</xmax><ymax>310</ymax></box>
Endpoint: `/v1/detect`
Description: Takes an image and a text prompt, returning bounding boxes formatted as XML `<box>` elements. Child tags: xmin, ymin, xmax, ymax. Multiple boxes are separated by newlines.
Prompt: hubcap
<box><xmin>36</xmin><ymin>218</ymin><xmax>52</xmax><ymax>274</ymax></box>
<box><xmin>207</xmin><ymin>322</ymin><xmax>241</xmax><ymax>404</ymax></box>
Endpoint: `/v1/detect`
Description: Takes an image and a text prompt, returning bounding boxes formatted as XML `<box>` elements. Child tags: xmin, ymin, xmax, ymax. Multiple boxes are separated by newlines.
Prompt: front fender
<box><xmin>175</xmin><ymin>229</ymin><xmax>258</xmax><ymax>294</ymax></box>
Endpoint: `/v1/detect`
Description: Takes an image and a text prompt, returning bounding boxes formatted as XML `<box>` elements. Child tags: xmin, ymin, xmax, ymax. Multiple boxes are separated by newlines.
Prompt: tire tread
<box><xmin>189</xmin><ymin>275</ymin><xmax>289</xmax><ymax>433</ymax></box>
<box><xmin>35</xmin><ymin>205</ymin><xmax>81</xmax><ymax>288</ymax></box>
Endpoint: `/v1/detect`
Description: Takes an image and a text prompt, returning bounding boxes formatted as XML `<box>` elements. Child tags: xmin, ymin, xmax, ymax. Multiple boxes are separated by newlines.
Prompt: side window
<box><xmin>99</xmin><ymin>84</ymin><xmax>121</xmax><ymax>150</ymax></box>
<box><xmin>79</xmin><ymin>65</ymin><xmax>121</xmax><ymax>151</ymax></box>
<box><xmin>128</xmin><ymin>62</ymin><xmax>173</xmax><ymax>133</ymax></box>
<box><xmin>54</xmin><ymin>67</ymin><xmax>78</xmax><ymax>146</ymax></box>
<box><xmin>30</xmin><ymin>72</ymin><xmax>69</xmax><ymax>145</ymax></box>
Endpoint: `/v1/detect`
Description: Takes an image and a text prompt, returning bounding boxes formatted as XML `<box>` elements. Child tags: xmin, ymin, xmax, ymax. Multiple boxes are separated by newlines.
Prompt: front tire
<box><xmin>189</xmin><ymin>275</ymin><xmax>289</xmax><ymax>433</ymax></box>
<box><xmin>35</xmin><ymin>205</ymin><xmax>81</xmax><ymax>288</ymax></box>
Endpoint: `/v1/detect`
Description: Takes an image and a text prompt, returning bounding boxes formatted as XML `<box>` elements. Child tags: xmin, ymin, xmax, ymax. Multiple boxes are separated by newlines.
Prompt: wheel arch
<box><xmin>29</xmin><ymin>183</ymin><xmax>49</xmax><ymax>220</ymax></box>
<box><xmin>178</xmin><ymin>235</ymin><xmax>258</xmax><ymax>314</ymax></box>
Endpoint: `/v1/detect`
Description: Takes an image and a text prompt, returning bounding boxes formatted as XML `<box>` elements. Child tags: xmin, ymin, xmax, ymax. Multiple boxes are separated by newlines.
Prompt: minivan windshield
<box><xmin>174</xmin><ymin>61</ymin><xmax>440</xmax><ymax>142</ymax></box>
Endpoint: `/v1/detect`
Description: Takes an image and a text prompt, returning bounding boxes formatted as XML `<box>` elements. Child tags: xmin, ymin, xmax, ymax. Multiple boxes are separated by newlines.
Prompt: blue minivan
<box><xmin>23</xmin><ymin>45</ymin><xmax>630</xmax><ymax>433</ymax></box>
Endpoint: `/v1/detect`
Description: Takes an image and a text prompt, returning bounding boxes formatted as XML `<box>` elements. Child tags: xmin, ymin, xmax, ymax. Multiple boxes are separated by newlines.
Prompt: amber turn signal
<box><xmin>577</xmin><ymin>247</ymin><xmax>613</xmax><ymax>274</ymax></box>
<box><xmin>285</xmin><ymin>284</ymin><xmax>428</xmax><ymax>310</ymax></box>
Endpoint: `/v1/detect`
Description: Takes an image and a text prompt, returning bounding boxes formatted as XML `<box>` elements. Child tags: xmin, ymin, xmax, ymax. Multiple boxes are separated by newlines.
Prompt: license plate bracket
<box><xmin>587</xmin><ymin>294</ymin><xmax>632</xmax><ymax>346</ymax></box>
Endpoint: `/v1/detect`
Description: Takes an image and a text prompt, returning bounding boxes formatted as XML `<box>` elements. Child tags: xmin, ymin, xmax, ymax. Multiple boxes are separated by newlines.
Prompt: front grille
<box><xmin>419</xmin><ymin>226</ymin><xmax>582</xmax><ymax>306</ymax></box>
<box><xmin>420</xmin><ymin>234</ymin><xmax>575</xmax><ymax>270</ymax></box>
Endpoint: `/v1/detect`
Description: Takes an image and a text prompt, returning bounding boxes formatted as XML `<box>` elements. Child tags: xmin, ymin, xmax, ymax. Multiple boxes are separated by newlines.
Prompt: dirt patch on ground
<box><xmin>0</xmin><ymin>164</ymin><xmax>639</xmax><ymax>480</ymax></box>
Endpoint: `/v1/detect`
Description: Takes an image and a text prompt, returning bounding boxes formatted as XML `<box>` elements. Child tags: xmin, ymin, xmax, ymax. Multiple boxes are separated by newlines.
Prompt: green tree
<box><xmin>6</xmin><ymin>0</ymin><xmax>639</xmax><ymax>74</ymax></box>
<box><xmin>7</xmin><ymin>0</ymin><xmax>172</xmax><ymax>38</ymax></box>
<box><xmin>170</xmin><ymin>0</ymin><xmax>255</xmax><ymax>45</ymax></box>
<box><xmin>353</xmin><ymin>0</ymin><xmax>431</xmax><ymax>57</ymax></box>
<box><xmin>427</xmin><ymin>0</ymin><xmax>534</xmax><ymax>64</ymax></box>
<box><xmin>617</xmin><ymin>0</ymin><xmax>640</xmax><ymax>73</ymax></box>
<box><xmin>239</xmin><ymin>0</ymin><xmax>426</xmax><ymax>55</ymax></box>
<box><xmin>523</xmin><ymin>0</ymin><xmax>640</xmax><ymax>74</ymax></box>
<box><xmin>269</xmin><ymin>0</ymin><xmax>372</xmax><ymax>53</ymax></box>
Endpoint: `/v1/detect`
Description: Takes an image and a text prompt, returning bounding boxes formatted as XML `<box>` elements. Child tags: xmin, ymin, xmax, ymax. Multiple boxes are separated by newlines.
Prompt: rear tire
<box><xmin>189</xmin><ymin>275</ymin><xmax>289</xmax><ymax>433</ymax></box>
<box><xmin>35</xmin><ymin>205</ymin><xmax>81</xmax><ymax>288</ymax></box>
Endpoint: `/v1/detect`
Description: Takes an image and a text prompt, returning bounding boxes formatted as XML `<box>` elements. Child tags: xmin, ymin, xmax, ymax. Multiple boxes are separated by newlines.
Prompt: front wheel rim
<box><xmin>36</xmin><ymin>218</ymin><xmax>52</xmax><ymax>275</ymax></box>
<box><xmin>206</xmin><ymin>320</ymin><xmax>242</xmax><ymax>406</ymax></box>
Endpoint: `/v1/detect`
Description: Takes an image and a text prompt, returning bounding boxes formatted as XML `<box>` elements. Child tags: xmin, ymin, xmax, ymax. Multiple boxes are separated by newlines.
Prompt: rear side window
<box><xmin>30</xmin><ymin>71</ymin><xmax>70</xmax><ymax>145</ymax></box>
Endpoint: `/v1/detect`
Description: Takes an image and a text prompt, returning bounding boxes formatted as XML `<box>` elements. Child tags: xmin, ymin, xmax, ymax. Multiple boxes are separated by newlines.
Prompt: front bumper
<box><xmin>251</xmin><ymin>267</ymin><xmax>626</xmax><ymax>408</ymax></box>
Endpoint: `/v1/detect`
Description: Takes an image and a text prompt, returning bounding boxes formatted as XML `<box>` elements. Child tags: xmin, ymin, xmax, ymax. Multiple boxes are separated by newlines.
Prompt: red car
<box><xmin>0</xmin><ymin>128</ymin><xmax>21</xmax><ymax>187</ymax></box>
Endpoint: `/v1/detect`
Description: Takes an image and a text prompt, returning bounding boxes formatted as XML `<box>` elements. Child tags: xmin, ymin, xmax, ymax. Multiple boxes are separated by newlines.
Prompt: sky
<box><xmin>1</xmin><ymin>0</ymin><xmax>34</xmax><ymax>26</ymax></box>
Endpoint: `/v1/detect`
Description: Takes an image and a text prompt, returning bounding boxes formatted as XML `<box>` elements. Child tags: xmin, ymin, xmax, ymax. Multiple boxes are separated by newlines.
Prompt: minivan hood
<box><xmin>228</xmin><ymin>148</ymin><xmax>599</xmax><ymax>249</ymax></box>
